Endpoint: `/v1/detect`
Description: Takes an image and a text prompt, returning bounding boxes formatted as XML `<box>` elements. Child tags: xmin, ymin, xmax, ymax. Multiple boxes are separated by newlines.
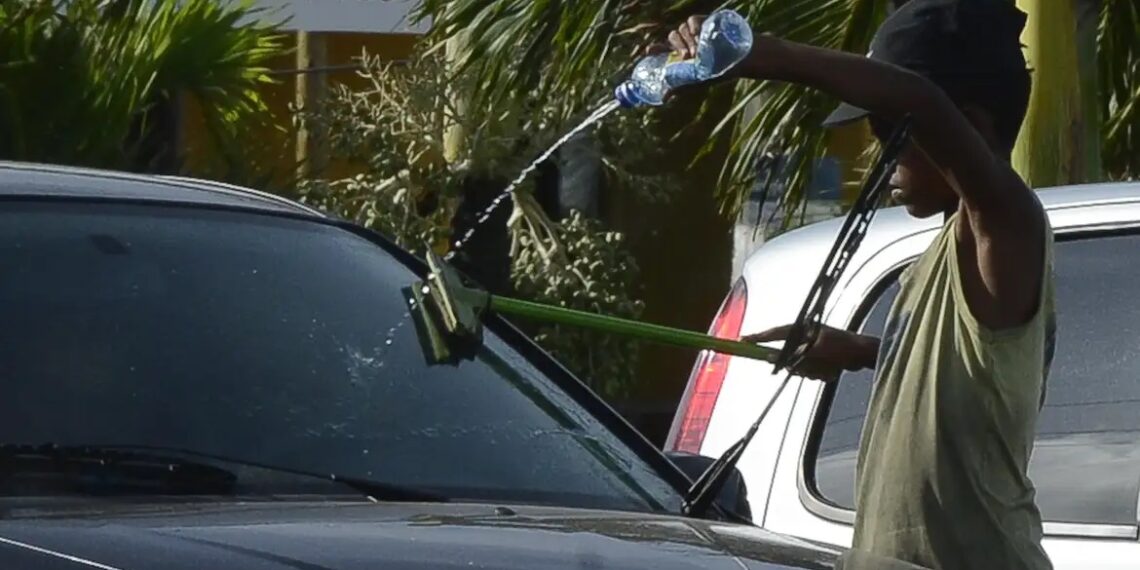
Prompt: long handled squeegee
<box><xmin>405</xmin><ymin>249</ymin><xmax>779</xmax><ymax>367</ymax></box>
<box><xmin>405</xmin><ymin>115</ymin><xmax>912</xmax><ymax>522</ymax></box>
<box><xmin>407</xmin><ymin>114</ymin><xmax>912</xmax><ymax>371</ymax></box>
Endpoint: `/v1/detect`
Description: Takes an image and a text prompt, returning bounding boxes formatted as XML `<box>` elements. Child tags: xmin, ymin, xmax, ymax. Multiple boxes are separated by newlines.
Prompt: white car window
<box><xmin>811</xmin><ymin>233</ymin><xmax>1140</xmax><ymax>527</ymax></box>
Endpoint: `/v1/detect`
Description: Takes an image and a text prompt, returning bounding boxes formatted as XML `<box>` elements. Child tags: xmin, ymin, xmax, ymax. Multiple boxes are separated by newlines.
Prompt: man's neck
<box><xmin>944</xmin><ymin>201</ymin><xmax>963</xmax><ymax>223</ymax></box>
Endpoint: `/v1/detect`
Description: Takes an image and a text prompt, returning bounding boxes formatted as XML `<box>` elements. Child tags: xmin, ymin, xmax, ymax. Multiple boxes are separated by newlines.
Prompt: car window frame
<box><xmin>795</xmin><ymin>223</ymin><xmax>1140</xmax><ymax>541</ymax></box>
<box><xmin>0</xmin><ymin>195</ymin><xmax>703</xmax><ymax>515</ymax></box>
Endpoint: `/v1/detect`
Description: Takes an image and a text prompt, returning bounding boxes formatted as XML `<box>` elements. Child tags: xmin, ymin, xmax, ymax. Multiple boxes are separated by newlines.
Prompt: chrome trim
<box><xmin>797</xmin><ymin>467</ymin><xmax>854</xmax><ymax>525</ymax></box>
<box><xmin>760</xmin><ymin>376</ymin><xmax>806</xmax><ymax>527</ymax></box>
<box><xmin>0</xmin><ymin>161</ymin><xmax>323</xmax><ymax>217</ymax></box>
<box><xmin>1043</xmin><ymin>522</ymin><xmax>1137</xmax><ymax>540</ymax></box>
<box><xmin>157</xmin><ymin>175</ymin><xmax>326</xmax><ymax>217</ymax></box>
<box><xmin>1135</xmin><ymin>470</ymin><xmax>1140</xmax><ymax>531</ymax></box>
<box><xmin>0</xmin><ymin>536</ymin><xmax>124</xmax><ymax>570</ymax></box>
<box><xmin>797</xmin><ymin>471</ymin><xmax>1139</xmax><ymax>540</ymax></box>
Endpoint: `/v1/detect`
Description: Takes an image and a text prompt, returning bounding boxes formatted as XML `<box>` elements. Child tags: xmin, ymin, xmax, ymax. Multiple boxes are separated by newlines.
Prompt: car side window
<box><xmin>813</xmin><ymin>279</ymin><xmax>899</xmax><ymax>510</ymax></box>
<box><xmin>812</xmin><ymin>232</ymin><xmax>1140</xmax><ymax>527</ymax></box>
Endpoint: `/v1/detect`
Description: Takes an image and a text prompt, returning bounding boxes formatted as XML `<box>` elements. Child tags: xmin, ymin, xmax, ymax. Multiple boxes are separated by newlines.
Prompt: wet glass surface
<box><xmin>0</xmin><ymin>202</ymin><xmax>683</xmax><ymax>513</ymax></box>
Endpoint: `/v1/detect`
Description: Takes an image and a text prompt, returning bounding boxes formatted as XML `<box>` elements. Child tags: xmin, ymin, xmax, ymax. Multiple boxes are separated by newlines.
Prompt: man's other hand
<box><xmin>744</xmin><ymin>324</ymin><xmax>879</xmax><ymax>381</ymax></box>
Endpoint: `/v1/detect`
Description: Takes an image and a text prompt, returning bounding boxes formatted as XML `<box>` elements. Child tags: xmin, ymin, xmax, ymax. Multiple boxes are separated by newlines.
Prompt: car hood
<box><xmin>0</xmin><ymin>499</ymin><xmax>840</xmax><ymax>570</ymax></box>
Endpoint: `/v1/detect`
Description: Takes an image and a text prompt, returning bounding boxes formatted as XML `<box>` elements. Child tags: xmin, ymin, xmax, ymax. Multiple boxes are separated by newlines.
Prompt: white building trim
<box><xmin>251</xmin><ymin>0</ymin><xmax>429</xmax><ymax>34</ymax></box>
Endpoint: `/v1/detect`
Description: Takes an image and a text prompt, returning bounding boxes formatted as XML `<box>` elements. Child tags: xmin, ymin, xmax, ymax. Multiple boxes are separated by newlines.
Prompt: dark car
<box><xmin>0</xmin><ymin>162</ymin><xmax>885</xmax><ymax>570</ymax></box>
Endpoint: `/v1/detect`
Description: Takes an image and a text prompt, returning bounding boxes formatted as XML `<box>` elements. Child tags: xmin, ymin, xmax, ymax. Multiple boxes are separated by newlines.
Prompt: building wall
<box><xmin>250</xmin><ymin>0</ymin><xmax>429</xmax><ymax>34</ymax></box>
<box><xmin>178</xmin><ymin>31</ymin><xmax>420</xmax><ymax>191</ymax></box>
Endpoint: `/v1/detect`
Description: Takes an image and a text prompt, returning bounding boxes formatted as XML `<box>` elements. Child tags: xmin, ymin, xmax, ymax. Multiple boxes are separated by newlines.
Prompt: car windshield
<box><xmin>0</xmin><ymin>201</ymin><xmax>684</xmax><ymax>513</ymax></box>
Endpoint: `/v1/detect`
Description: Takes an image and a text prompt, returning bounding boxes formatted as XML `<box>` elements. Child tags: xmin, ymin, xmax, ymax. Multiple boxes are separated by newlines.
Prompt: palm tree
<box><xmin>415</xmin><ymin>0</ymin><xmax>1139</xmax><ymax>223</ymax></box>
<box><xmin>0</xmin><ymin>0</ymin><xmax>285</xmax><ymax>178</ymax></box>
<box><xmin>1098</xmin><ymin>0</ymin><xmax>1140</xmax><ymax>181</ymax></box>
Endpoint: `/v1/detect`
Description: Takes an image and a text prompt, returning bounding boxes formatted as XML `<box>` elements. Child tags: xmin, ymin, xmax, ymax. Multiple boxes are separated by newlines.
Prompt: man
<box><xmin>655</xmin><ymin>1</ymin><xmax>1055</xmax><ymax>568</ymax></box>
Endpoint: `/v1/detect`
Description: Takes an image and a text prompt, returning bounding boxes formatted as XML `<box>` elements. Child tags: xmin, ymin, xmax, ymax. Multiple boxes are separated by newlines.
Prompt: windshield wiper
<box><xmin>0</xmin><ymin>443</ymin><xmax>237</xmax><ymax>495</ymax></box>
<box><xmin>0</xmin><ymin>444</ymin><xmax>447</xmax><ymax>503</ymax></box>
<box><xmin>680</xmin><ymin>117</ymin><xmax>914</xmax><ymax>520</ymax></box>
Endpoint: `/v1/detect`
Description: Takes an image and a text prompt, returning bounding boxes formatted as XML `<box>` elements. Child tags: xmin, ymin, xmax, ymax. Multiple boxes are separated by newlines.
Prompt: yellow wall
<box><xmin>179</xmin><ymin>31</ymin><xmax>420</xmax><ymax>191</ymax></box>
<box><xmin>829</xmin><ymin>121</ymin><xmax>874</xmax><ymax>204</ymax></box>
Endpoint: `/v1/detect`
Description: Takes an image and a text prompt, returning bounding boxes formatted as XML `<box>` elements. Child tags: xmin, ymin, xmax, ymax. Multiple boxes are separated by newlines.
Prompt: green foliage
<box><xmin>295</xmin><ymin>52</ymin><xmax>476</xmax><ymax>251</ymax></box>
<box><xmin>0</xmin><ymin>0</ymin><xmax>283</xmax><ymax>172</ymax></box>
<box><xmin>1100</xmin><ymin>0</ymin><xmax>1140</xmax><ymax>180</ymax></box>
<box><xmin>415</xmin><ymin>0</ymin><xmax>1140</xmax><ymax>231</ymax></box>
<box><xmin>298</xmin><ymin>49</ymin><xmax>671</xmax><ymax>398</ymax></box>
<box><xmin>300</xmin><ymin>173</ymin><xmax>454</xmax><ymax>253</ymax></box>
<box><xmin>414</xmin><ymin>0</ymin><xmax>886</xmax><ymax>227</ymax></box>
<box><xmin>418</xmin><ymin>0</ymin><xmax>661</xmax><ymax>123</ymax></box>
<box><xmin>699</xmin><ymin>0</ymin><xmax>886</xmax><ymax>221</ymax></box>
<box><xmin>511</xmin><ymin>211</ymin><xmax>644</xmax><ymax>399</ymax></box>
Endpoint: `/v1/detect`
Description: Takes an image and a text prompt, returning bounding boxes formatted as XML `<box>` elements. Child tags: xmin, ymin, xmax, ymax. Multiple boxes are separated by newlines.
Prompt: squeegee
<box><xmin>404</xmin><ymin>249</ymin><xmax>779</xmax><ymax>367</ymax></box>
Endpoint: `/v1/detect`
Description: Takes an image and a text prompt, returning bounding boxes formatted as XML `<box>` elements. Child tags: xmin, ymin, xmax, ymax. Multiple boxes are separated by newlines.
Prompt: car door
<box><xmin>763</xmin><ymin>201</ymin><xmax>1140</xmax><ymax>569</ymax></box>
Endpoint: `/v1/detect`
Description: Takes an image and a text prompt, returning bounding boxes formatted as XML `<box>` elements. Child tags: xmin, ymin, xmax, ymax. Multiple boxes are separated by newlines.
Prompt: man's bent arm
<box><xmin>737</xmin><ymin>36</ymin><xmax>1046</xmax><ymax>327</ymax></box>
<box><xmin>852</xmin><ymin>334</ymin><xmax>881</xmax><ymax>371</ymax></box>
<box><xmin>738</xmin><ymin>37</ymin><xmax>1024</xmax><ymax>215</ymax></box>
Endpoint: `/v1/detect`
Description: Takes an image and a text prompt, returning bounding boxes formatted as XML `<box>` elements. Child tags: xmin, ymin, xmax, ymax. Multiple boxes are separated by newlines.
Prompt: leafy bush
<box><xmin>298</xmin><ymin>49</ymin><xmax>676</xmax><ymax>398</ymax></box>
<box><xmin>510</xmin><ymin>211</ymin><xmax>644</xmax><ymax>397</ymax></box>
<box><xmin>0</xmin><ymin>0</ymin><xmax>283</xmax><ymax>173</ymax></box>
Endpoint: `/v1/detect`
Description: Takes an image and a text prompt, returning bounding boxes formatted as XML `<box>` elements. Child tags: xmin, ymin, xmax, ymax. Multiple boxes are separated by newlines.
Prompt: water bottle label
<box><xmin>662</xmin><ymin>60</ymin><xmax>702</xmax><ymax>88</ymax></box>
<box><xmin>615</xmin><ymin>9</ymin><xmax>753</xmax><ymax>108</ymax></box>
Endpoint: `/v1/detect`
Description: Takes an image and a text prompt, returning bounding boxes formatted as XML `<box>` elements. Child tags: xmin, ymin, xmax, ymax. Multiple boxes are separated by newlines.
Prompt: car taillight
<box><xmin>666</xmin><ymin>279</ymin><xmax>748</xmax><ymax>454</ymax></box>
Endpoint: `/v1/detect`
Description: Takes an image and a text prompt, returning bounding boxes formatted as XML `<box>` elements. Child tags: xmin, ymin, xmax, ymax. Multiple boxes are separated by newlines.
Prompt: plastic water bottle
<box><xmin>614</xmin><ymin>10</ymin><xmax>754</xmax><ymax>108</ymax></box>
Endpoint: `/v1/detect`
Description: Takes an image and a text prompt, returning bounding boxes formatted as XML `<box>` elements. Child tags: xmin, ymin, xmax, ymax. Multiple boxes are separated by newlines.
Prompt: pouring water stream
<box><xmin>378</xmin><ymin>100</ymin><xmax>622</xmax><ymax>355</ymax></box>
<box><xmin>444</xmin><ymin>99</ymin><xmax>621</xmax><ymax>259</ymax></box>
<box><xmin>385</xmin><ymin>7</ymin><xmax>752</xmax><ymax>355</ymax></box>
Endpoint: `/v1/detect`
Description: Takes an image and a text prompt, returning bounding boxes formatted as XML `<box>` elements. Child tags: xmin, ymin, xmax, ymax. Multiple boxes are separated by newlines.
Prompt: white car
<box><xmin>665</xmin><ymin>181</ymin><xmax>1140</xmax><ymax>569</ymax></box>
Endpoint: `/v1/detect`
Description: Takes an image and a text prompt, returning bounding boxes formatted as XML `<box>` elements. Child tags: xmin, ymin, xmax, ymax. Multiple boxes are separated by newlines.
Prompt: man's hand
<box><xmin>664</xmin><ymin>15</ymin><xmax>705</xmax><ymax>60</ymax></box>
<box><xmin>645</xmin><ymin>15</ymin><xmax>751</xmax><ymax>78</ymax></box>
<box><xmin>744</xmin><ymin>324</ymin><xmax>879</xmax><ymax>381</ymax></box>
<box><xmin>639</xmin><ymin>15</ymin><xmax>748</xmax><ymax>100</ymax></box>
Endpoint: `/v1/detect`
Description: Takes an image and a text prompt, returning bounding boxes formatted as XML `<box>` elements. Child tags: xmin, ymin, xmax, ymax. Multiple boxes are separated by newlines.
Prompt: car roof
<box><xmin>752</xmin><ymin>181</ymin><xmax>1140</xmax><ymax>263</ymax></box>
<box><xmin>738</xmin><ymin>181</ymin><xmax>1140</xmax><ymax>321</ymax></box>
<box><xmin>0</xmin><ymin>161</ymin><xmax>325</xmax><ymax>218</ymax></box>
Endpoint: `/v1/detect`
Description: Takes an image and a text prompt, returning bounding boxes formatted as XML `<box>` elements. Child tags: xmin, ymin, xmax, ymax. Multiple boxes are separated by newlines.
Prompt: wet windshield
<box><xmin>0</xmin><ymin>201</ymin><xmax>683</xmax><ymax>513</ymax></box>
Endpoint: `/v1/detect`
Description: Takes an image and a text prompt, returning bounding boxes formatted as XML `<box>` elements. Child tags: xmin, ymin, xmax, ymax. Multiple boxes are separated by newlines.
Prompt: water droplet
<box><xmin>442</xmin><ymin>102</ymin><xmax>616</xmax><ymax>258</ymax></box>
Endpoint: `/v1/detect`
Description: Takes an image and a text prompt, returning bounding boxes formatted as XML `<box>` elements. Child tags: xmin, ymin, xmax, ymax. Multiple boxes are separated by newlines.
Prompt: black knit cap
<box><xmin>823</xmin><ymin>0</ymin><xmax>1029</xmax><ymax>128</ymax></box>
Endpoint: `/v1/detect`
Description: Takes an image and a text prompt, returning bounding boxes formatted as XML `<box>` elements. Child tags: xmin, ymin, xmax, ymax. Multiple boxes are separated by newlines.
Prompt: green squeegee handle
<box><xmin>489</xmin><ymin>295</ymin><xmax>778</xmax><ymax>363</ymax></box>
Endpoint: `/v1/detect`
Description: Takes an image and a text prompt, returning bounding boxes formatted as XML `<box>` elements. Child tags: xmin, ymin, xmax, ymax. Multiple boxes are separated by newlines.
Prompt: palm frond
<box><xmin>1100</xmin><ymin>0</ymin><xmax>1140</xmax><ymax>179</ymax></box>
<box><xmin>417</xmin><ymin>0</ymin><xmax>889</xmax><ymax>228</ymax></box>
<box><xmin>0</xmin><ymin>0</ymin><xmax>284</xmax><ymax>173</ymax></box>
<box><xmin>691</xmin><ymin>0</ymin><xmax>887</xmax><ymax>224</ymax></box>
<box><xmin>416</xmin><ymin>0</ymin><xmax>656</xmax><ymax>116</ymax></box>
